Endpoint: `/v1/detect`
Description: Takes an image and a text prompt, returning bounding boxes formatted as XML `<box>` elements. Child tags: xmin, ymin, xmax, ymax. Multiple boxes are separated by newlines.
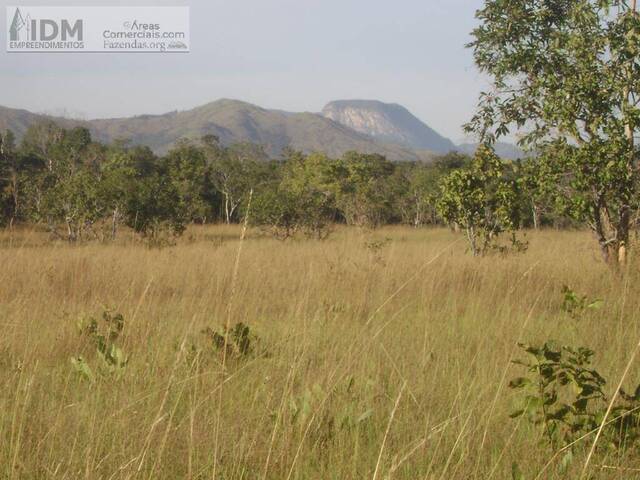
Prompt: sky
<box><xmin>0</xmin><ymin>0</ymin><xmax>488</xmax><ymax>141</ymax></box>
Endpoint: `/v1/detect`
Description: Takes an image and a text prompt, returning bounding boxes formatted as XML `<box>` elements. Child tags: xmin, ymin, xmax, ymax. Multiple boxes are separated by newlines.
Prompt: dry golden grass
<box><xmin>1</xmin><ymin>225</ymin><xmax>639</xmax><ymax>479</ymax></box>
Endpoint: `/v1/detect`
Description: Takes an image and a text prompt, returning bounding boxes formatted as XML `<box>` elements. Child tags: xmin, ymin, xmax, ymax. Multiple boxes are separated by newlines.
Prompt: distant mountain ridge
<box><xmin>90</xmin><ymin>99</ymin><xmax>430</xmax><ymax>161</ymax></box>
<box><xmin>0</xmin><ymin>99</ymin><xmax>524</xmax><ymax>160</ymax></box>
<box><xmin>0</xmin><ymin>100</ymin><xmax>428</xmax><ymax>161</ymax></box>
<box><xmin>0</xmin><ymin>105</ymin><xmax>79</xmax><ymax>137</ymax></box>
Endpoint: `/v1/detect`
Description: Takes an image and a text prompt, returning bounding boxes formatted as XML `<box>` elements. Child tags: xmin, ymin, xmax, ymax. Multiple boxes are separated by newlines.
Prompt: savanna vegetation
<box><xmin>2</xmin><ymin>0</ymin><xmax>640</xmax><ymax>478</ymax></box>
<box><xmin>2</xmin><ymin>227</ymin><xmax>640</xmax><ymax>479</ymax></box>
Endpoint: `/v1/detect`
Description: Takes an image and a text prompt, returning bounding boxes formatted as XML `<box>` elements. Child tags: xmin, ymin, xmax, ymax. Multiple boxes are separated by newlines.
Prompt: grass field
<box><xmin>1</xmin><ymin>225</ymin><xmax>640</xmax><ymax>479</ymax></box>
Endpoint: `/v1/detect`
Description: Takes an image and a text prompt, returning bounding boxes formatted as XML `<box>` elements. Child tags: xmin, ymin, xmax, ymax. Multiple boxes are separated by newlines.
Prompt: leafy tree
<box><xmin>437</xmin><ymin>146</ymin><xmax>521</xmax><ymax>255</ymax></box>
<box><xmin>20</xmin><ymin>122</ymin><xmax>65</xmax><ymax>172</ymax></box>
<box><xmin>19</xmin><ymin>126</ymin><xmax>99</xmax><ymax>240</ymax></box>
<box><xmin>252</xmin><ymin>150</ymin><xmax>338</xmax><ymax>238</ymax></box>
<box><xmin>390</xmin><ymin>152</ymin><xmax>472</xmax><ymax>228</ymax></box>
<box><xmin>59</xmin><ymin>127</ymin><xmax>93</xmax><ymax>166</ymax></box>
<box><xmin>251</xmin><ymin>187</ymin><xmax>300</xmax><ymax>239</ymax></box>
<box><xmin>123</xmin><ymin>145</ymin><xmax>157</xmax><ymax>177</ymax></box>
<box><xmin>516</xmin><ymin>157</ymin><xmax>560</xmax><ymax>229</ymax></box>
<box><xmin>164</xmin><ymin>140</ymin><xmax>216</xmax><ymax>224</ymax></box>
<box><xmin>97</xmin><ymin>150</ymin><xmax>139</xmax><ymax>239</ymax></box>
<box><xmin>42</xmin><ymin>168</ymin><xmax>101</xmax><ymax>241</ymax></box>
<box><xmin>467</xmin><ymin>0</ymin><xmax>640</xmax><ymax>264</ymax></box>
<box><xmin>280</xmin><ymin>151</ymin><xmax>338</xmax><ymax>236</ymax></box>
<box><xmin>337</xmin><ymin>152</ymin><xmax>396</xmax><ymax>228</ymax></box>
<box><xmin>206</xmin><ymin>141</ymin><xmax>266</xmax><ymax>223</ymax></box>
<box><xmin>393</xmin><ymin>162</ymin><xmax>447</xmax><ymax>227</ymax></box>
<box><xmin>124</xmin><ymin>173</ymin><xmax>186</xmax><ymax>239</ymax></box>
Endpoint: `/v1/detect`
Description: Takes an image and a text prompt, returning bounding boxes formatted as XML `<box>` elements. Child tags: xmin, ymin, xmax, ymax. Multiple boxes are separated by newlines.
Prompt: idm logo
<box><xmin>9</xmin><ymin>7</ymin><xmax>83</xmax><ymax>42</ymax></box>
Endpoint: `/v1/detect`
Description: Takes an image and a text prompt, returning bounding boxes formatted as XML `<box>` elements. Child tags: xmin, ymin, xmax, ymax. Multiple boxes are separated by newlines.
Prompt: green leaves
<box><xmin>252</xmin><ymin>150</ymin><xmax>401</xmax><ymax>236</ymax></box>
<box><xmin>511</xmin><ymin>462</ymin><xmax>524</xmax><ymax>480</ymax></box>
<box><xmin>561</xmin><ymin>285</ymin><xmax>603</xmax><ymax>319</ymax></box>
<box><xmin>509</xmin><ymin>341</ymin><xmax>607</xmax><ymax>448</ymax></box>
<box><xmin>508</xmin><ymin>377</ymin><xmax>532</xmax><ymax>389</ymax></box>
<box><xmin>337</xmin><ymin>152</ymin><xmax>397</xmax><ymax>228</ymax></box>
<box><xmin>72</xmin><ymin>310</ymin><xmax>129</xmax><ymax>381</ymax></box>
<box><xmin>509</xmin><ymin>339</ymin><xmax>640</xmax><ymax>454</ymax></box>
<box><xmin>287</xmin><ymin>377</ymin><xmax>376</xmax><ymax>446</ymax></box>
<box><xmin>437</xmin><ymin>145</ymin><xmax>523</xmax><ymax>256</ymax></box>
<box><xmin>559</xmin><ymin>449</ymin><xmax>574</xmax><ymax>475</ymax></box>
<box><xmin>469</xmin><ymin>0</ymin><xmax>640</xmax><ymax>264</ymax></box>
<box><xmin>201</xmin><ymin>322</ymin><xmax>258</xmax><ymax>359</ymax></box>
<box><xmin>70</xmin><ymin>356</ymin><xmax>95</xmax><ymax>383</ymax></box>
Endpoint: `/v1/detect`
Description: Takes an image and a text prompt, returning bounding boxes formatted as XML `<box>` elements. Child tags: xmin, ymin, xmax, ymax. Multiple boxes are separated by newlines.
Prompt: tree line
<box><xmin>0</xmin><ymin>121</ymin><xmax>568</xmax><ymax>243</ymax></box>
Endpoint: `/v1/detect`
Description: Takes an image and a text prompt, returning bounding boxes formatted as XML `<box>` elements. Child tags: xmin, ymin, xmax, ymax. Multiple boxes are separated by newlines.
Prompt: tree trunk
<box><xmin>224</xmin><ymin>194</ymin><xmax>230</xmax><ymax>224</ymax></box>
<box><xmin>466</xmin><ymin>226</ymin><xmax>479</xmax><ymax>256</ymax></box>
<box><xmin>111</xmin><ymin>207</ymin><xmax>119</xmax><ymax>240</ymax></box>
<box><xmin>532</xmin><ymin>203</ymin><xmax>539</xmax><ymax>230</ymax></box>
<box><xmin>11</xmin><ymin>172</ymin><xmax>18</xmax><ymax>222</ymax></box>
<box><xmin>593</xmin><ymin>198</ymin><xmax>629</xmax><ymax>268</ymax></box>
<box><xmin>133</xmin><ymin>211</ymin><xmax>139</xmax><ymax>232</ymax></box>
<box><xmin>617</xmin><ymin>202</ymin><xmax>631</xmax><ymax>266</ymax></box>
<box><xmin>614</xmin><ymin>45</ymin><xmax>636</xmax><ymax>266</ymax></box>
<box><xmin>229</xmin><ymin>202</ymin><xmax>239</xmax><ymax>223</ymax></box>
<box><xmin>66</xmin><ymin>220</ymin><xmax>75</xmax><ymax>243</ymax></box>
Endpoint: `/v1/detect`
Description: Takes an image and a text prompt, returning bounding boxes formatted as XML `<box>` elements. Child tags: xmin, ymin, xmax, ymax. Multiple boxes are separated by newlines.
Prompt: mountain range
<box><xmin>0</xmin><ymin>99</ymin><xmax>523</xmax><ymax>161</ymax></box>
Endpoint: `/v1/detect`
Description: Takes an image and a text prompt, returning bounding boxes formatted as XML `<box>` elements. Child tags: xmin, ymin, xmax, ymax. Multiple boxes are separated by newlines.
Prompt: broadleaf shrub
<box><xmin>509</xmin><ymin>341</ymin><xmax>640</xmax><ymax>455</ymax></box>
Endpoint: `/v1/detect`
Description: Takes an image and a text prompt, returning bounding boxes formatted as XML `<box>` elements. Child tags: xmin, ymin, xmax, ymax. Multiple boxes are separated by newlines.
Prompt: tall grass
<box><xmin>0</xmin><ymin>225</ymin><xmax>638</xmax><ymax>479</ymax></box>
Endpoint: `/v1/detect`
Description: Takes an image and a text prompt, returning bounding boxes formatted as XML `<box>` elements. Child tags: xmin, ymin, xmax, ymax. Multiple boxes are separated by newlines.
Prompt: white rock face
<box><xmin>324</xmin><ymin>107</ymin><xmax>406</xmax><ymax>141</ymax></box>
<box><xmin>322</xmin><ymin>100</ymin><xmax>455</xmax><ymax>154</ymax></box>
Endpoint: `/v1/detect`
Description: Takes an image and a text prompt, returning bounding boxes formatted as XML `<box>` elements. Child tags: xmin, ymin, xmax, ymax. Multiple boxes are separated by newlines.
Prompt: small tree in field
<box><xmin>279</xmin><ymin>151</ymin><xmax>337</xmax><ymax>237</ymax></box>
<box><xmin>337</xmin><ymin>152</ymin><xmax>396</xmax><ymax>228</ymax></box>
<box><xmin>125</xmin><ymin>174</ymin><xmax>186</xmax><ymax>240</ymax></box>
<box><xmin>393</xmin><ymin>163</ymin><xmax>440</xmax><ymax>227</ymax></box>
<box><xmin>164</xmin><ymin>140</ymin><xmax>214</xmax><ymax>224</ymax></box>
<box><xmin>206</xmin><ymin>140</ymin><xmax>266</xmax><ymax>224</ymax></box>
<box><xmin>437</xmin><ymin>146</ymin><xmax>521</xmax><ymax>256</ymax></box>
<box><xmin>98</xmin><ymin>151</ymin><xmax>138</xmax><ymax>240</ymax></box>
<box><xmin>251</xmin><ymin>150</ymin><xmax>337</xmax><ymax>239</ymax></box>
<box><xmin>468</xmin><ymin>0</ymin><xmax>640</xmax><ymax>265</ymax></box>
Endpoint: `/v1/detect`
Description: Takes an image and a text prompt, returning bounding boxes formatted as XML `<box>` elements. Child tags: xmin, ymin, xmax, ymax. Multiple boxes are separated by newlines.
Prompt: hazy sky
<box><xmin>0</xmin><ymin>0</ymin><xmax>488</xmax><ymax>141</ymax></box>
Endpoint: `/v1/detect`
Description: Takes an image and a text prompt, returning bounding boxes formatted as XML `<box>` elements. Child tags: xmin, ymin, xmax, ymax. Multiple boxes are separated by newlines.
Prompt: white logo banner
<box><xmin>7</xmin><ymin>6</ymin><xmax>190</xmax><ymax>53</ymax></box>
